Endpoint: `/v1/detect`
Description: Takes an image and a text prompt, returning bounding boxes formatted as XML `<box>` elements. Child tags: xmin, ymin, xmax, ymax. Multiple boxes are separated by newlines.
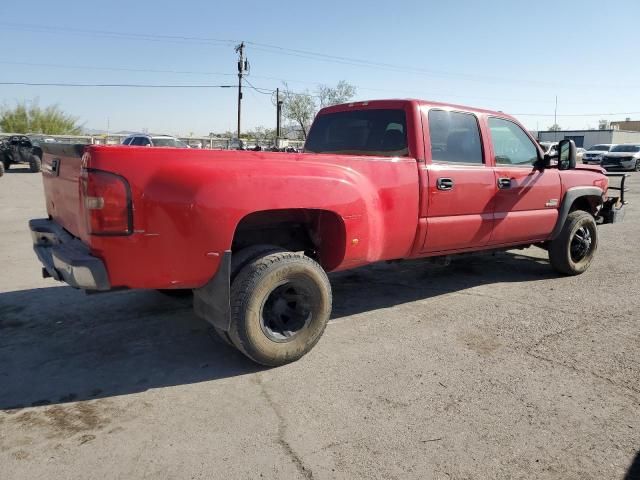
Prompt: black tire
<box><xmin>548</xmin><ymin>210</ymin><xmax>598</xmax><ymax>275</ymax></box>
<box><xmin>211</xmin><ymin>245</ymin><xmax>284</xmax><ymax>347</ymax></box>
<box><xmin>2</xmin><ymin>158</ymin><xmax>10</xmax><ymax>172</ymax></box>
<box><xmin>635</xmin><ymin>160</ymin><xmax>640</xmax><ymax>172</ymax></box>
<box><xmin>0</xmin><ymin>161</ymin><xmax>4</xmax><ymax>177</ymax></box>
<box><xmin>29</xmin><ymin>154</ymin><xmax>41</xmax><ymax>173</ymax></box>
<box><xmin>228</xmin><ymin>251</ymin><xmax>331</xmax><ymax>366</ymax></box>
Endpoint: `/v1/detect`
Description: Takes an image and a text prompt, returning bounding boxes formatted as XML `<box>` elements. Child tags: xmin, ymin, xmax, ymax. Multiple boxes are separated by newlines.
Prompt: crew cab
<box><xmin>30</xmin><ymin>99</ymin><xmax>626</xmax><ymax>366</ymax></box>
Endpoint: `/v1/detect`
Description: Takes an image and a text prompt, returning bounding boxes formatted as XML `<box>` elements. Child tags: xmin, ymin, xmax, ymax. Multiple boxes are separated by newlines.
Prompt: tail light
<box><xmin>80</xmin><ymin>169</ymin><xmax>132</xmax><ymax>235</ymax></box>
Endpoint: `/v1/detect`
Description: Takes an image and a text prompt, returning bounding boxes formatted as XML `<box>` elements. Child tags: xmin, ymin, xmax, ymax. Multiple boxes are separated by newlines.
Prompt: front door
<box><xmin>421</xmin><ymin>109</ymin><xmax>496</xmax><ymax>253</ymax></box>
<box><xmin>487</xmin><ymin>117</ymin><xmax>561</xmax><ymax>245</ymax></box>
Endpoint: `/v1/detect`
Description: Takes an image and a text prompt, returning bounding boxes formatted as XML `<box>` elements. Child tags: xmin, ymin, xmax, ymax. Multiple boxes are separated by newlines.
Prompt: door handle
<box><xmin>437</xmin><ymin>178</ymin><xmax>454</xmax><ymax>191</ymax></box>
<box><xmin>497</xmin><ymin>177</ymin><xmax>512</xmax><ymax>189</ymax></box>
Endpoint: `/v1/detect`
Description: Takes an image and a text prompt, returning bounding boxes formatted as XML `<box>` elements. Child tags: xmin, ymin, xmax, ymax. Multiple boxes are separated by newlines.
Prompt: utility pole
<box><xmin>235</xmin><ymin>42</ymin><xmax>248</xmax><ymax>140</ymax></box>
<box><xmin>276</xmin><ymin>87</ymin><xmax>283</xmax><ymax>147</ymax></box>
<box><xmin>554</xmin><ymin>95</ymin><xmax>558</xmax><ymax>141</ymax></box>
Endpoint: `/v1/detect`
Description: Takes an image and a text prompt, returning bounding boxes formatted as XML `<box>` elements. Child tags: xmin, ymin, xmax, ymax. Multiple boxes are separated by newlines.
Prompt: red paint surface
<box><xmin>40</xmin><ymin>99</ymin><xmax>609</xmax><ymax>290</ymax></box>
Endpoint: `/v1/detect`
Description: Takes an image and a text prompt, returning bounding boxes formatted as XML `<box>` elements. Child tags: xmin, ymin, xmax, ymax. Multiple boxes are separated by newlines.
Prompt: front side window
<box><xmin>304</xmin><ymin>109</ymin><xmax>408</xmax><ymax>157</ymax></box>
<box><xmin>488</xmin><ymin>117</ymin><xmax>538</xmax><ymax>166</ymax></box>
<box><xmin>428</xmin><ymin>110</ymin><xmax>483</xmax><ymax>164</ymax></box>
<box><xmin>122</xmin><ymin>137</ymin><xmax>133</xmax><ymax>145</ymax></box>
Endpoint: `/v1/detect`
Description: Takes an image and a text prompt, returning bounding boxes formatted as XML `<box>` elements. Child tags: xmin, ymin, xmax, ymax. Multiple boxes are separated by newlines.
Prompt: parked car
<box><xmin>601</xmin><ymin>144</ymin><xmax>640</xmax><ymax>171</ymax></box>
<box><xmin>31</xmin><ymin>99</ymin><xmax>626</xmax><ymax>366</ymax></box>
<box><xmin>0</xmin><ymin>135</ymin><xmax>42</xmax><ymax>173</ymax></box>
<box><xmin>582</xmin><ymin>144</ymin><xmax>616</xmax><ymax>165</ymax></box>
<box><xmin>122</xmin><ymin>134</ymin><xmax>189</xmax><ymax>148</ymax></box>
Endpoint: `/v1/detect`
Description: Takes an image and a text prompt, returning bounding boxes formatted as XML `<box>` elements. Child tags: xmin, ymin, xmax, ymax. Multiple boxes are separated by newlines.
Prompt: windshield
<box><xmin>610</xmin><ymin>145</ymin><xmax>640</xmax><ymax>153</ymax></box>
<box><xmin>588</xmin><ymin>144</ymin><xmax>610</xmax><ymax>151</ymax></box>
<box><xmin>152</xmin><ymin>137</ymin><xmax>188</xmax><ymax>147</ymax></box>
<box><xmin>305</xmin><ymin>109</ymin><xmax>408</xmax><ymax>156</ymax></box>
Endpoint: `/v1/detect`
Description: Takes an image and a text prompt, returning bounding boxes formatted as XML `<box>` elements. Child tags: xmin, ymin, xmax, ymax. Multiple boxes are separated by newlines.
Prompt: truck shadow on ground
<box><xmin>625</xmin><ymin>450</ymin><xmax>640</xmax><ymax>480</ymax></box>
<box><xmin>0</xmin><ymin>250</ymin><xmax>555</xmax><ymax>410</ymax></box>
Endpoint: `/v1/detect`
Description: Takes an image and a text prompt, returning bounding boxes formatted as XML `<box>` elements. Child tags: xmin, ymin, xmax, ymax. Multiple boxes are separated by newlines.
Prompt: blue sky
<box><xmin>1</xmin><ymin>0</ymin><xmax>639</xmax><ymax>136</ymax></box>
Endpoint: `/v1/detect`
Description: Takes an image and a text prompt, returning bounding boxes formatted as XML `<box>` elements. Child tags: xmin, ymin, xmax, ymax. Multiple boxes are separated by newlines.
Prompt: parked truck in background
<box><xmin>29</xmin><ymin>99</ymin><xmax>626</xmax><ymax>366</ymax></box>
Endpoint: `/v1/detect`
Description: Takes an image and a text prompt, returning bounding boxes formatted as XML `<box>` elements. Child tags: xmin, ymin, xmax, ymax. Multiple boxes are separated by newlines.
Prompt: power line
<box><xmin>0</xmin><ymin>81</ymin><xmax>235</xmax><ymax>88</ymax></box>
<box><xmin>513</xmin><ymin>111</ymin><xmax>640</xmax><ymax>117</ymax></box>
<box><xmin>243</xmin><ymin>78</ymin><xmax>274</xmax><ymax>95</ymax></box>
<box><xmin>0</xmin><ymin>22</ymin><xmax>235</xmax><ymax>46</ymax></box>
<box><xmin>3</xmin><ymin>81</ymin><xmax>637</xmax><ymax>118</ymax></box>
<box><xmin>2</xmin><ymin>58</ymin><xmax>626</xmax><ymax>106</ymax></box>
<box><xmin>3</xmin><ymin>21</ymin><xmax>639</xmax><ymax>90</ymax></box>
<box><xmin>0</xmin><ymin>60</ymin><xmax>238</xmax><ymax>77</ymax></box>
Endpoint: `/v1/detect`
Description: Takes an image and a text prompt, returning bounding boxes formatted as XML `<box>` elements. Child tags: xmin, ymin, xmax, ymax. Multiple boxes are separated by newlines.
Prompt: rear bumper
<box><xmin>29</xmin><ymin>218</ymin><xmax>110</xmax><ymax>291</ymax></box>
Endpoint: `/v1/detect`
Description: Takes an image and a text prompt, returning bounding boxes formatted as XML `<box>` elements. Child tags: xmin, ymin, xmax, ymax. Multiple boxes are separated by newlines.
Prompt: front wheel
<box><xmin>228</xmin><ymin>251</ymin><xmax>332</xmax><ymax>366</ymax></box>
<box><xmin>634</xmin><ymin>160</ymin><xmax>640</xmax><ymax>172</ymax></box>
<box><xmin>548</xmin><ymin>210</ymin><xmax>598</xmax><ymax>275</ymax></box>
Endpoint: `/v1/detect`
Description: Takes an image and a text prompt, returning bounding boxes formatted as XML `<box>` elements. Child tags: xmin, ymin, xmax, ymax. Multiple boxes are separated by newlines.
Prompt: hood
<box><xmin>574</xmin><ymin>164</ymin><xmax>606</xmax><ymax>174</ymax></box>
<box><xmin>603</xmin><ymin>151</ymin><xmax>640</xmax><ymax>158</ymax></box>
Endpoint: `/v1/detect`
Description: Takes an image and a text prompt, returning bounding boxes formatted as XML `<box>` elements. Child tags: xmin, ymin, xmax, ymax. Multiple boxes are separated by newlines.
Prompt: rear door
<box><xmin>487</xmin><ymin>116</ymin><xmax>560</xmax><ymax>245</ymax></box>
<box><xmin>420</xmin><ymin>109</ymin><xmax>496</xmax><ymax>253</ymax></box>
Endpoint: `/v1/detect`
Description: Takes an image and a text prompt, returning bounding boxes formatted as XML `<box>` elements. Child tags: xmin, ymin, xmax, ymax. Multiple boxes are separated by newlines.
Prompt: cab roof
<box><xmin>319</xmin><ymin>98</ymin><xmax>517</xmax><ymax>121</ymax></box>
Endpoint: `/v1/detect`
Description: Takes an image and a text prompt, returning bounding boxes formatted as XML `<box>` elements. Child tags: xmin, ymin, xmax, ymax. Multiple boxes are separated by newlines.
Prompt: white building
<box><xmin>537</xmin><ymin>129</ymin><xmax>640</xmax><ymax>148</ymax></box>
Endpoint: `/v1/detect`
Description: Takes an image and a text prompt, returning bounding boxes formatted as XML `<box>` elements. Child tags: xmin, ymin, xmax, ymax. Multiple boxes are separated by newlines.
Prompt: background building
<box><xmin>611</xmin><ymin>120</ymin><xmax>640</xmax><ymax>132</ymax></box>
<box><xmin>537</xmin><ymin>129</ymin><xmax>640</xmax><ymax>148</ymax></box>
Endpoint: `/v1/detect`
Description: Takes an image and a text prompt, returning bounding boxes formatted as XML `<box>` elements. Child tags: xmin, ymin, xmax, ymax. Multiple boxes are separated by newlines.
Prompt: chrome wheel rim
<box><xmin>570</xmin><ymin>226</ymin><xmax>593</xmax><ymax>262</ymax></box>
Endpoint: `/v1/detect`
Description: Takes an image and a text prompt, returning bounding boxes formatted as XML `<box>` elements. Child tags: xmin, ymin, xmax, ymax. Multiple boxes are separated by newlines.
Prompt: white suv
<box><xmin>122</xmin><ymin>134</ymin><xmax>189</xmax><ymax>148</ymax></box>
<box><xmin>582</xmin><ymin>144</ymin><xmax>616</xmax><ymax>165</ymax></box>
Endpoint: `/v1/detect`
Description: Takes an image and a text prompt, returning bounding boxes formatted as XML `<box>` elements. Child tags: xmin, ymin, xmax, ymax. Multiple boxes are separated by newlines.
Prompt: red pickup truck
<box><xmin>31</xmin><ymin>99</ymin><xmax>625</xmax><ymax>366</ymax></box>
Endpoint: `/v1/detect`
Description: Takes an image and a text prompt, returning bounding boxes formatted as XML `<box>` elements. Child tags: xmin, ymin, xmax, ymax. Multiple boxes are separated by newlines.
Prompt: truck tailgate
<box><xmin>40</xmin><ymin>143</ymin><xmax>87</xmax><ymax>240</ymax></box>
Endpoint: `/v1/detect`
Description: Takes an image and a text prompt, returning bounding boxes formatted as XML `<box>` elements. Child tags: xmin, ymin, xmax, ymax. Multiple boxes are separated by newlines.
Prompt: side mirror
<box><xmin>558</xmin><ymin>139</ymin><xmax>576</xmax><ymax>170</ymax></box>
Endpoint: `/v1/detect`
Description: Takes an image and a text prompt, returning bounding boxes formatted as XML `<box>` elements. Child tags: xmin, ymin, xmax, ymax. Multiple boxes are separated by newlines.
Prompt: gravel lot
<box><xmin>1</xmin><ymin>166</ymin><xmax>638</xmax><ymax>480</ymax></box>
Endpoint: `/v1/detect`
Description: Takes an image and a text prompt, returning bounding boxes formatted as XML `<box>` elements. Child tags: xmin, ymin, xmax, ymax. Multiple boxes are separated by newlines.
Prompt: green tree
<box><xmin>317</xmin><ymin>80</ymin><xmax>357</xmax><ymax>109</ymax></box>
<box><xmin>0</xmin><ymin>101</ymin><xmax>82</xmax><ymax>135</ymax></box>
<box><xmin>548</xmin><ymin>123</ymin><xmax>562</xmax><ymax>131</ymax></box>
<box><xmin>282</xmin><ymin>81</ymin><xmax>357</xmax><ymax>139</ymax></box>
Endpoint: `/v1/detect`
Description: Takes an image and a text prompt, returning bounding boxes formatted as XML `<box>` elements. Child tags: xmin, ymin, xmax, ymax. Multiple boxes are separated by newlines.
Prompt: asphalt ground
<box><xmin>1</xmin><ymin>165</ymin><xmax>638</xmax><ymax>480</ymax></box>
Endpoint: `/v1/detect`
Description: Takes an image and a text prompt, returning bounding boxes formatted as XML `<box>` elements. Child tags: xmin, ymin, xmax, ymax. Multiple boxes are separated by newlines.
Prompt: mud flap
<box><xmin>193</xmin><ymin>251</ymin><xmax>232</xmax><ymax>331</ymax></box>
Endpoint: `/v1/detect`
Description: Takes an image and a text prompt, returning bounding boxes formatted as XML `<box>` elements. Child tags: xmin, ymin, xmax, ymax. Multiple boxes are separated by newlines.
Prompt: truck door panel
<box><xmin>486</xmin><ymin>117</ymin><xmax>561</xmax><ymax>245</ymax></box>
<box><xmin>420</xmin><ymin>109</ymin><xmax>496</xmax><ymax>253</ymax></box>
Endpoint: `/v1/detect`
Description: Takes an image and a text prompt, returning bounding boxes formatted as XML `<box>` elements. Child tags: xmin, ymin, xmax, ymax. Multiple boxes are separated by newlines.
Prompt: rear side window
<box><xmin>305</xmin><ymin>109</ymin><xmax>408</xmax><ymax>157</ymax></box>
<box><xmin>428</xmin><ymin>110</ymin><xmax>483</xmax><ymax>164</ymax></box>
<box><xmin>131</xmin><ymin>137</ymin><xmax>150</xmax><ymax>146</ymax></box>
<box><xmin>122</xmin><ymin>138</ymin><xmax>132</xmax><ymax>145</ymax></box>
<box><xmin>488</xmin><ymin>117</ymin><xmax>538</xmax><ymax>166</ymax></box>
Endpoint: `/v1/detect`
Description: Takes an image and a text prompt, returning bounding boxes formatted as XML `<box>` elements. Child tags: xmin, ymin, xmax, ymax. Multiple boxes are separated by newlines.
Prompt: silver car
<box><xmin>122</xmin><ymin>134</ymin><xmax>189</xmax><ymax>148</ymax></box>
<box><xmin>600</xmin><ymin>144</ymin><xmax>640</xmax><ymax>171</ymax></box>
<box><xmin>582</xmin><ymin>144</ymin><xmax>616</xmax><ymax>165</ymax></box>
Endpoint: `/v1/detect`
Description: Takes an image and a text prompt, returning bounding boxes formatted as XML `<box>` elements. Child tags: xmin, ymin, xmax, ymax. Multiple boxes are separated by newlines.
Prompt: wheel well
<box><xmin>232</xmin><ymin>209</ymin><xmax>346</xmax><ymax>271</ymax></box>
<box><xmin>569</xmin><ymin>195</ymin><xmax>600</xmax><ymax>216</ymax></box>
